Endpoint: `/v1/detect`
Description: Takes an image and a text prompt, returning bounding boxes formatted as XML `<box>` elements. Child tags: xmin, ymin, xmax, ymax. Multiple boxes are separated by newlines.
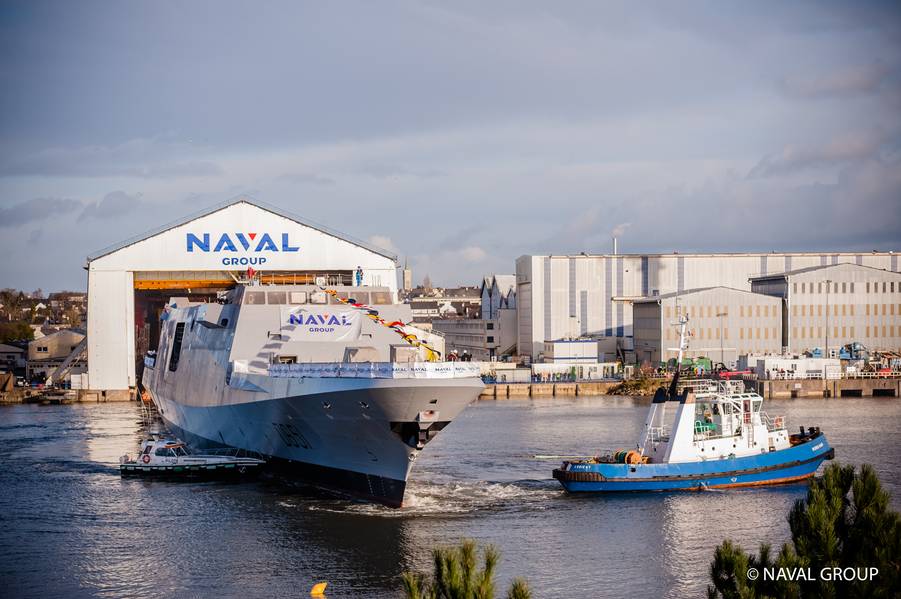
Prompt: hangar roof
<box><xmin>86</xmin><ymin>196</ymin><xmax>397</xmax><ymax>263</ymax></box>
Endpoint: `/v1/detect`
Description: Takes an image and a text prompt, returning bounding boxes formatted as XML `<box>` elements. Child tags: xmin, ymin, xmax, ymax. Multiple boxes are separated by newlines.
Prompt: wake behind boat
<box><xmin>142</xmin><ymin>282</ymin><xmax>483</xmax><ymax>507</ymax></box>
<box><xmin>553</xmin><ymin>315</ymin><xmax>834</xmax><ymax>493</ymax></box>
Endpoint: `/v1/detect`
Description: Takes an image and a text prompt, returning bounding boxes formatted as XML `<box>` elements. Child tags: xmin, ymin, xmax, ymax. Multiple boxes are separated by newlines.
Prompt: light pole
<box><xmin>824</xmin><ymin>279</ymin><xmax>831</xmax><ymax>359</ymax></box>
<box><xmin>717</xmin><ymin>311</ymin><xmax>728</xmax><ymax>366</ymax></box>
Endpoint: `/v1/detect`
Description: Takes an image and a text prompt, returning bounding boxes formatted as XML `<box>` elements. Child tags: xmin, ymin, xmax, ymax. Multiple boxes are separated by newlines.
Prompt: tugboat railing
<box><xmin>760</xmin><ymin>411</ymin><xmax>785</xmax><ymax>432</ymax></box>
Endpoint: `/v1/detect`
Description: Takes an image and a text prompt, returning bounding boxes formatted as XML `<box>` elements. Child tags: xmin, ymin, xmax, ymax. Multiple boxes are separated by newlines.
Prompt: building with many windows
<box><xmin>633</xmin><ymin>287</ymin><xmax>783</xmax><ymax>367</ymax></box>
<box><xmin>515</xmin><ymin>252</ymin><xmax>898</xmax><ymax>358</ymax></box>
<box><xmin>751</xmin><ymin>263</ymin><xmax>901</xmax><ymax>354</ymax></box>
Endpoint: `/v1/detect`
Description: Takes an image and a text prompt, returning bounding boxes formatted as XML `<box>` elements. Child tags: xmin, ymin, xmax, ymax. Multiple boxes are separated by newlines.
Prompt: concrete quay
<box><xmin>480</xmin><ymin>381</ymin><xmax>619</xmax><ymax>399</ymax></box>
<box><xmin>0</xmin><ymin>388</ymin><xmax>133</xmax><ymax>404</ymax></box>
<box><xmin>755</xmin><ymin>378</ymin><xmax>900</xmax><ymax>399</ymax></box>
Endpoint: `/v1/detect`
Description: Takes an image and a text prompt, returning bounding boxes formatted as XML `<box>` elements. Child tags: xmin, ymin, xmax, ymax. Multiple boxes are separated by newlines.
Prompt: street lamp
<box><xmin>717</xmin><ymin>311</ymin><xmax>728</xmax><ymax>365</ymax></box>
<box><xmin>824</xmin><ymin>279</ymin><xmax>831</xmax><ymax>359</ymax></box>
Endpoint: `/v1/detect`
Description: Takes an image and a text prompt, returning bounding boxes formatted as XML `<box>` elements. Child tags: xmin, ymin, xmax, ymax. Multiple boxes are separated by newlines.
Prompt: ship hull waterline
<box><xmin>553</xmin><ymin>435</ymin><xmax>835</xmax><ymax>493</ymax></box>
<box><xmin>150</xmin><ymin>378</ymin><xmax>482</xmax><ymax>507</ymax></box>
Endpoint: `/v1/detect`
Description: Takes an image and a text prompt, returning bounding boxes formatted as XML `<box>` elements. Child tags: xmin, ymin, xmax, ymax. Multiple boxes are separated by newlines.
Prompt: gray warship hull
<box><xmin>150</xmin><ymin>375</ymin><xmax>482</xmax><ymax>506</ymax></box>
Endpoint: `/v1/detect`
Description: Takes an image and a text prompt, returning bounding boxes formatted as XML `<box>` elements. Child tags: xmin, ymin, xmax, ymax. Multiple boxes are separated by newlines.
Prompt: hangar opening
<box><xmin>86</xmin><ymin>198</ymin><xmax>397</xmax><ymax>398</ymax></box>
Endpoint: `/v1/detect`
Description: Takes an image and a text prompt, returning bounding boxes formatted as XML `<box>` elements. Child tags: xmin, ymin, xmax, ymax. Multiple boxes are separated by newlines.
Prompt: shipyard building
<box><xmin>633</xmin><ymin>287</ymin><xmax>783</xmax><ymax>366</ymax></box>
<box><xmin>516</xmin><ymin>252</ymin><xmax>899</xmax><ymax>359</ymax></box>
<box><xmin>751</xmin><ymin>263</ymin><xmax>901</xmax><ymax>354</ymax></box>
<box><xmin>85</xmin><ymin>197</ymin><xmax>397</xmax><ymax>396</ymax></box>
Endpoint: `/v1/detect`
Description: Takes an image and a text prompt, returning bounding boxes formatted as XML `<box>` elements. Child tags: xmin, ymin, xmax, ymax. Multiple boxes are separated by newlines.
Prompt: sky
<box><xmin>1</xmin><ymin>1</ymin><xmax>900</xmax><ymax>292</ymax></box>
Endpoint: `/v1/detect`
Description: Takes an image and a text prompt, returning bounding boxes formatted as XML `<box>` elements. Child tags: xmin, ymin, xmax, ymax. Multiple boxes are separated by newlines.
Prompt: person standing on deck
<box><xmin>355</xmin><ymin>266</ymin><xmax>363</xmax><ymax>286</ymax></box>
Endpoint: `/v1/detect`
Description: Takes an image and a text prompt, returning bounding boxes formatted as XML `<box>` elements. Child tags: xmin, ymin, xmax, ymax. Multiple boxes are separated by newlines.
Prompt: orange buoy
<box><xmin>310</xmin><ymin>582</ymin><xmax>327</xmax><ymax>596</ymax></box>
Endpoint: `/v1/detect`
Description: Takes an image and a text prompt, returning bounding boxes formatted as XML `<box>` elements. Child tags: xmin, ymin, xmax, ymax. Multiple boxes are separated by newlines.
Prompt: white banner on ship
<box><xmin>269</xmin><ymin>362</ymin><xmax>481</xmax><ymax>379</ymax></box>
<box><xmin>279</xmin><ymin>306</ymin><xmax>362</xmax><ymax>342</ymax></box>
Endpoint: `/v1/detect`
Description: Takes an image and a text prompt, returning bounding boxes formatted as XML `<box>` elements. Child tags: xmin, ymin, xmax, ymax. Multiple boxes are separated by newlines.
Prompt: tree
<box><xmin>0</xmin><ymin>289</ymin><xmax>27</xmax><ymax>321</ymax></box>
<box><xmin>401</xmin><ymin>539</ymin><xmax>531</xmax><ymax>599</ymax></box>
<box><xmin>708</xmin><ymin>463</ymin><xmax>901</xmax><ymax>599</ymax></box>
<box><xmin>0</xmin><ymin>321</ymin><xmax>34</xmax><ymax>343</ymax></box>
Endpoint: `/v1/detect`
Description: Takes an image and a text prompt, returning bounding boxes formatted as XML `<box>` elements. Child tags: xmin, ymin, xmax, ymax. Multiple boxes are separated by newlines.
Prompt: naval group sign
<box><xmin>280</xmin><ymin>306</ymin><xmax>362</xmax><ymax>341</ymax></box>
<box><xmin>185</xmin><ymin>232</ymin><xmax>300</xmax><ymax>266</ymax></box>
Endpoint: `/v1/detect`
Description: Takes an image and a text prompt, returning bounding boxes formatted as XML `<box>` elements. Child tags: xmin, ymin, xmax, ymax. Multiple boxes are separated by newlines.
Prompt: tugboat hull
<box><xmin>554</xmin><ymin>435</ymin><xmax>835</xmax><ymax>493</ymax></box>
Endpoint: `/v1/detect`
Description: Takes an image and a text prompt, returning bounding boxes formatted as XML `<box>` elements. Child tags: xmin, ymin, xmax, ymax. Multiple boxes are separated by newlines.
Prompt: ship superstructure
<box><xmin>142</xmin><ymin>283</ymin><xmax>483</xmax><ymax>506</ymax></box>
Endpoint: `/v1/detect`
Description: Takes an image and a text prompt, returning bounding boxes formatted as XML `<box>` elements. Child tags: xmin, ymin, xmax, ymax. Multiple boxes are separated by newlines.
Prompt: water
<box><xmin>2</xmin><ymin>396</ymin><xmax>899</xmax><ymax>598</ymax></box>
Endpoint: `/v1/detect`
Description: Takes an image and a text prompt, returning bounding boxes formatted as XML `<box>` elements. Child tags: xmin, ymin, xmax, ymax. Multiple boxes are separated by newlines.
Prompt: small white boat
<box><xmin>119</xmin><ymin>436</ymin><xmax>265</xmax><ymax>477</ymax></box>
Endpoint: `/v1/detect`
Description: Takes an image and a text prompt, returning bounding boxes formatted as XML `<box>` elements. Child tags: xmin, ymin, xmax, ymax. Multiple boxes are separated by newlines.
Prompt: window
<box><xmin>801</xmin><ymin>305</ymin><xmax>806</xmax><ymax>316</ymax></box>
<box><xmin>740</xmin><ymin>306</ymin><xmax>744</xmax><ymax>317</ymax></box>
<box><xmin>289</xmin><ymin>291</ymin><xmax>308</xmax><ymax>304</ymax></box>
<box><xmin>487</xmin><ymin>336</ymin><xmax>495</xmax><ymax>343</ymax></box>
<box><xmin>835</xmin><ymin>283</ymin><xmax>840</xmax><ymax>294</ymax></box>
<box><xmin>818</xmin><ymin>305</ymin><xmax>823</xmax><ymax>316</ymax></box>
<box><xmin>883</xmin><ymin>282</ymin><xmax>887</xmax><ymax>293</ymax></box>
<box><xmin>370</xmin><ymin>291</ymin><xmax>392</xmax><ymax>304</ymax></box>
<box><xmin>850</xmin><ymin>282</ymin><xmax>854</xmax><ymax>293</ymax></box>
<box><xmin>244</xmin><ymin>291</ymin><xmax>265</xmax><ymax>305</ymax></box>
<box><xmin>267</xmin><ymin>292</ymin><xmax>287</xmax><ymax>305</ymax></box>
<box><xmin>818</xmin><ymin>283</ymin><xmax>822</xmax><ymax>294</ymax></box>
<box><xmin>310</xmin><ymin>291</ymin><xmax>328</xmax><ymax>304</ymax></box>
<box><xmin>739</xmin><ymin>328</ymin><xmax>744</xmax><ymax>340</ymax></box>
<box><xmin>850</xmin><ymin>327</ymin><xmax>854</xmax><ymax>338</ymax></box>
<box><xmin>168</xmin><ymin>322</ymin><xmax>186</xmax><ymax>372</ymax></box>
<box><xmin>842</xmin><ymin>305</ymin><xmax>846</xmax><ymax>316</ymax></box>
<box><xmin>842</xmin><ymin>282</ymin><xmax>846</xmax><ymax>294</ymax></box>
<box><xmin>866</xmin><ymin>326</ymin><xmax>870</xmax><ymax>337</ymax></box>
<box><xmin>884</xmin><ymin>304</ymin><xmax>888</xmax><ymax>315</ymax></box>
<box><xmin>764</xmin><ymin>328</ymin><xmax>769</xmax><ymax>340</ymax></box>
<box><xmin>834</xmin><ymin>305</ymin><xmax>838</xmax><ymax>316</ymax></box>
<box><xmin>155</xmin><ymin>448</ymin><xmax>170</xmax><ymax>457</ymax></box>
<box><xmin>37</xmin><ymin>346</ymin><xmax>48</xmax><ymax>352</ymax></box>
<box><xmin>866</xmin><ymin>304</ymin><xmax>870</xmax><ymax>316</ymax></box>
<box><xmin>850</xmin><ymin>305</ymin><xmax>855</xmax><ymax>316</ymax></box>
<box><xmin>793</xmin><ymin>283</ymin><xmax>797</xmax><ymax>294</ymax></box>
<box><xmin>866</xmin><ymin>282</ymin><xmax>870</xmax><ymax>293</ymax></box>
<box><xmin>756</xmin><ymin>306</ymin><xmax>761</xmax><ymax>318</ymax></box>
<box><xmin>892</xmin><ymin>282</ymin><xmax>896</xmax><ymax>293</ymax></box>
<box><xmin>883</xmin><ymin>325</ymin><xmax>887</xmax><ymax>337</ymax></box>
<box><xmin>841</xmin><ymin>326</ymin><xmax>846</xmax><ymax>337</ymax></box>
<box><xmin>755</xmin><ymin>328</ymin><xmax>760</xmax><ymax>339</ymax></box>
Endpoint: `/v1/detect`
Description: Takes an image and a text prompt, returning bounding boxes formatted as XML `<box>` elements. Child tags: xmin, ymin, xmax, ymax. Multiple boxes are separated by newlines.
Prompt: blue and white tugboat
<box><xmin>553</xmin><ymin>316</ymin><xmax>834</xmax><ymax>493</ymax></box>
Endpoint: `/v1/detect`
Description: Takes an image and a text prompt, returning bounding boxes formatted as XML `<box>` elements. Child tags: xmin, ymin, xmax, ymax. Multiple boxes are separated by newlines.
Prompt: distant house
<box><xmin>0</xmin><ymin>343</ymin><xmax>26</xmax><ymax>372</ymax></box>
<box><xmin>27</xmin><ymin>328</ymin><xmax>87</xmax><ymax>381</ymax></box>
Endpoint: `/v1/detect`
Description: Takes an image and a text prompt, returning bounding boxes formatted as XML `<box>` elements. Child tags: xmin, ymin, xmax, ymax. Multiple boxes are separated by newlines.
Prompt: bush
<box><xmin>402</xmin><ymin>539</ymin><xmax>531</xmax><ymax>599</ymax></box>
<box><xmin>708</xmin><ymin>463</ymin><xmax>901</xmax><ymax>599</ymax></box>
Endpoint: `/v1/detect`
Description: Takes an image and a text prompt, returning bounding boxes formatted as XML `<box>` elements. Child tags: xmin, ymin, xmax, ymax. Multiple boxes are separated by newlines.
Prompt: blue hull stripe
<box><xmin>554</xmin><ymin>436</ymin><xmax>834</xmax><ymax>493</ymax></box>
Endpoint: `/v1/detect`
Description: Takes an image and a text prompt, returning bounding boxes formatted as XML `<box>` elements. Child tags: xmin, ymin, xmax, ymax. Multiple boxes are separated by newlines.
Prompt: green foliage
<box><xmin>401</xmin><ymin>539</ymin><xmax>532</xmax><ymax>599</ymax></box>
<box><xmin>0</xmin><ymin>321</ymin><xmax>34</xmax><ymax>343</ymax></box>
<box><xmin>708</xmin><ymin>463</ymin><xmax>901</xmax><ymax>599</ymax></box>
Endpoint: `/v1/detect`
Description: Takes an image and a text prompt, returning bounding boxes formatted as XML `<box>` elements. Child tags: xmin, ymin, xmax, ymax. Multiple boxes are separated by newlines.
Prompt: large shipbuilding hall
<box><xmin>85</xmin><ymin>198</ymin><xmax>397</xmax><ymax>395</ymax></box>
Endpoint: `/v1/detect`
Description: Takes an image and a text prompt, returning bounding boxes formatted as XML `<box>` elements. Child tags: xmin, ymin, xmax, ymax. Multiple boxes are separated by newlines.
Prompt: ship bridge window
<box><xmin>289</xmin><ymin>291</ymin><xmax>308</xmax><ymax>305</ymax></box>
<box><xmin>267</xmin><ymin>292</ymin><xmax>287</xmax><ymax>305</ymax></box>
<box><xmin>244</xmin><ymin>291</ymin><xmax>266</xmax><ymax>305</ymax></box>
<box><xmin>155</xmin><ymin>447</ymin><xmax>175</xmax><ymax>457</ymax></box>
<box><xmin>167</xmin><ymin>322</ymin><xmax>186</xmax><ymax>372</ymax></box>
<box><xmin>370</xmin><ymin>291</ymin><xmax>391</xmax><ymax>304</ymax></box>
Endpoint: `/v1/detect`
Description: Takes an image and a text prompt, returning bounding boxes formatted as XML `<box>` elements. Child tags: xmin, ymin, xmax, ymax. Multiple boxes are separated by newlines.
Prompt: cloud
<box><xmin>461</xmin><ymin>246</ymin><xmax>487</xmax><ymax>262</ymax></box>
<box><xmin>781</xmin><ymin>63</ymin><xmax>893</xmax><ymax>99</ymax></box>
<box><xmin>277</xmin><ymin>172</ymin><xmax>336</xmax><ymax>186</ymax></box>
<box><xmin>367</xmin><ymin>235</ymin><xmax>400</xmax><ymax>255</ymax></box>
<box><xmin>611</xmin><ymin>222</ymin><xmax>631</xmax><ymax>237</ymax></box>
<box><xmin>0</xmin><ymin>138</ymin><xmax>223</xmax><ymax>179</ymax></box>
<box><xmin>747</xmin><ymin>130</ymin><xmax>891</xmax><ymax>178</ymax></box>
<box><xmin>0</xmin><ymin>197</ymin><xmax>82</xmax><ymax>227</ymax></box>
<box><xmin>78</xmin><ymin>191</ymin><xmax>145</xmax><ymax>221</ymax></box>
